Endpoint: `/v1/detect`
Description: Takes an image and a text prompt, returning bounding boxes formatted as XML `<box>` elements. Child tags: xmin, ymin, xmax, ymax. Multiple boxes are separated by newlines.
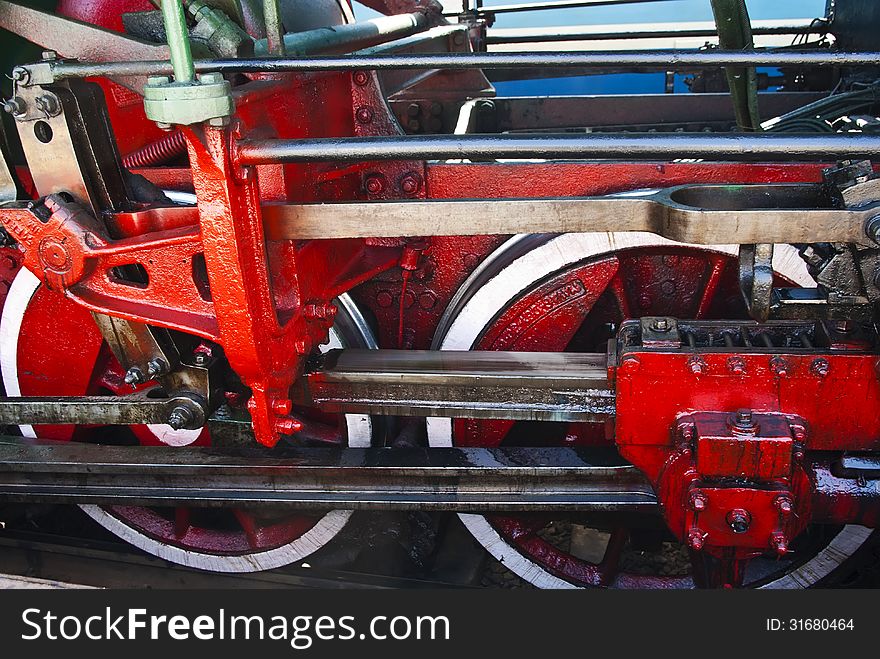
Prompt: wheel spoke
<box><xmin>173</xmin><ymin>507</ymin><xmax>191</xmax><ymax>539</ymax></box>
<box><xmin>597</xmin><ymin>527</ymin><xmax>629</xmax><ymax>586</ymax></box>
<box><xmin>233</xmin><ymin>509</ymin><xmax>261</xmax><ymax>550</ymax></box>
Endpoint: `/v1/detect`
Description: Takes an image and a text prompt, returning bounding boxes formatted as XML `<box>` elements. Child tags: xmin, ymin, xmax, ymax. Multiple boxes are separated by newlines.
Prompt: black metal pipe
<box><xmin>39</xmin><ymin>49</ymin><xmax>880</xmax><ymax>80</ymax></box>
<box><xmin>235</xmin><ymin>132</ymin><xmax>880</xmax><ymax>164</ymax></box>
<box><xmin>449</xmin><ymin>0</ymin><xmax>671</xmax><ymax>15</ymax></box>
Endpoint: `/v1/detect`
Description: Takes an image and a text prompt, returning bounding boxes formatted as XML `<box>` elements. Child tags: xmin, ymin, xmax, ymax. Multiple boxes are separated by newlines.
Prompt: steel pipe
<box><xmin>235</xmin><ymin>132</ymin><xmax>880</xmax><ymax>164</ymax></box>
<box><xmin>34</xmin><ymin>50</ymin><xmax>880</xmax><ymax>82</ymax></box>
<box><xmin>160</xmin><ymin>0</ymin><xmax>195</xmax><ymax>83</ymax></box>
<box><xmin>452</xmin><ymin>0</ymin><xmax>672</xmax><ymax>15</ymax></box>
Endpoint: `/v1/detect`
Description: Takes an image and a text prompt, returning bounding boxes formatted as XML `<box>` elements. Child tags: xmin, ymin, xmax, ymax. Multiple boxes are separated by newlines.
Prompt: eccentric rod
<box><xmin>38</xmin><ymin>50</ymin><xmax>880</xmax><ymax>80</ymax></box>
<box><xmin>235</xmin><ymin>132</ymin><xmax>880</xmax><ymax>164</ymax></box>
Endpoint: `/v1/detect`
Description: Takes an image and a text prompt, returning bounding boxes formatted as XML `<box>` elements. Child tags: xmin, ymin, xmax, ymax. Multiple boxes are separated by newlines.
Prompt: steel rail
<box><xmin>236</xmin><ymin>133</ymin><xmax>880</xmax><ymax>164</ymax></box>
<box><xmin>0</xmin><ymin>441</ymin><xmax>657</xmax><ymax>512</ymax></box>
<box><xmin>26</xmin><ymin>50</ymin><xmax>880</xmax><ymax>82</ymax></box>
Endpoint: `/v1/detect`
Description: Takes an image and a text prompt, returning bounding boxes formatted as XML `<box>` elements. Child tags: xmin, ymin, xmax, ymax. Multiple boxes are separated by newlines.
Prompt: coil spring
<box><xmin>122</xmin><ymin>130</ymin><xmax>187</xmax><ymax>169</ymax></box>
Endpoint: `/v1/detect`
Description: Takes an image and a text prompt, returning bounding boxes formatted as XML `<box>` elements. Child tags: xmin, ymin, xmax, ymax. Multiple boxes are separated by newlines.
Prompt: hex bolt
<box><xmin>689</xmin><ymin>491</ymin><xmax>707</xmax><ymax>512</ymax></box>
<box><xmin>193</xmin><ymin>353</ymin><xmax>209</xmax><ymax>367</ymax></box>
<box><xmin>725</xmin><ymin>509</ymin><xmax>752</xmax><ymax>534</ymax></box>
<box><xmin>355</xmin><ymin>106</ymin><xmax>374</xmax><ymax>124</ymax></box>
<box><xmin>733</xmin><ymin>408</ymin><xmax>754</xmax><ymax>429</ymax></box>
<box><xmin>727</xmin><ymin>356</ymin><xmax>746</xmax><ymax>375</ymax></box>
<box><xmin>399</xmin><ymin>172</ymin><xmax>422</xmax><ymax>195</ymax></box>
<box><xmin>124</xmin><ymin>366</ymin><xmax>146</xmax><ymax>387</ymax></box>
<box><xmin>774</xmin><ymin>496</ymin><xmax>793</xmax><ymax>516</ymax></box>
<box><xmin>810</xmin><ymin>357</ymin><xmax>830</xmax><ymax>377</ymax></box>
<box><xmin>687</xmin><ymin>529</ymin><xmax>705</xmax><ymax>551</ymax></box>
<box><xmin>364</xmin><ymin>174</ymin><xmax>386</xmax><ymax>195</ymax></box>
<box><xmin>167</xmin><ymin>404</ymin><xmax>195</xmax><ymax>430</ymax></box>
<box><xmin>687</xmin><ymin>356</ymin><xmax>706</xmax><ymax>375</ymax></box>
<box><xmin>831</xmin><ymin>319</ymin><xmax>853</xmax><ymax>334</ymax></box>
<box><xmin>146</xmin><ymin>358</ymin><xmax>169</xmax><ymax>379</ymax></box>
<box><xmin>769</xmin><ymin>356</ymin><xmax>789</xmax><ymax>377</ymax></box>
<box><xmin>650</xmin><ymin>318</ymin><xmax>670</xmax><ymax>332</ymax></box>
<box><xmin>352</xmin><ymin>71</ymin><xmax>369</xmax><ymax>86</ymax></box>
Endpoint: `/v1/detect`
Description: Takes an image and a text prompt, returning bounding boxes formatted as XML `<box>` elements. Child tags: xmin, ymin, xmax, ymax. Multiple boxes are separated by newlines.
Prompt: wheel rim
<box><xmin>428</xmin><ymin>232</ymin><xmax>869</xmax><ymax>588</ymax></box>
<box><xmin>1</xmin><ymin>268</ymin><xmax>376</xmax><ymax>572</ymax></box>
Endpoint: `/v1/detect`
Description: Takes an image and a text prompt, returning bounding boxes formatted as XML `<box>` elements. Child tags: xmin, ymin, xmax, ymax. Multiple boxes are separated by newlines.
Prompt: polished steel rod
<box><xmin>236</xmin><ymin>132</ymin><xmax>880</xmax><ymax>164</ymax></box>
<box><xmin>37</xmin><ymin>49</ymin><xmax>880</xmax><ymax>80</ymax></box>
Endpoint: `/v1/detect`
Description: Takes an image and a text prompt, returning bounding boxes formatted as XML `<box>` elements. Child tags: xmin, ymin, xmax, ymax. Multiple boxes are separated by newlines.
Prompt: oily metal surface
<box><xmin>0</xmin><ymin>440</ymin><xmax>656</xmax><ymax>512</ymax></box>
<box><xmin>297</xmin><ymin>349</ymin><xmax>613</xmax><ymax>421</ymax></box>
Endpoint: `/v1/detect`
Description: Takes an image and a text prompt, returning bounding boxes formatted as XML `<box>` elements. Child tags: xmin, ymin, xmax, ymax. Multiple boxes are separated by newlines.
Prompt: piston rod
<box><xmin>236</xmin><ymin>132</ymin><xmax>880</xmax><ymax>164</ymax></box>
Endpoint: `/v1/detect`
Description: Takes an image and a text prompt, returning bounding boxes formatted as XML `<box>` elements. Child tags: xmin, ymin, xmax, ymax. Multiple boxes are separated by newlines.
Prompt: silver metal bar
<box><xmin>261</xmin><ymin>184</ymin><xmax>874</xmax><ymax>244</ymax></box>
<box><xmin>254</xmin><ymin>11</ymin><xmax>430</xmax><ymax>56</ymax></box>
<box><xmin>30</xmin><ymin>50</ymin><xmax>880</xmax><ymax>82</ymax></box>
<box><xmin>0</xmin><ymin>440</ymin><xmax>657</xmax><ymax>512</ymax></box>
<box><xmin>487</xmin><ymin>19</ymin><xmax>827</xmax><ymax>44</ymax></box>
<box><xmin>236</xmin><ymin>132</ymin><xmax>880</xmax><ymax>164</ymax></box>
<box><xmin>0</xmin><ymin>393</ymin><xmax>207</xmax><ymax>429</ymax></box>
<box><xmin>295</xmin><ymin>349</ymin><xmax>614</xmax><ymax>422</ymax></box>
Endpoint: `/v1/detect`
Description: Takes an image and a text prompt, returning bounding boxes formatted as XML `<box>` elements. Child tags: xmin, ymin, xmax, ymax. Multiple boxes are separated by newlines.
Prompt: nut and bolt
<box><xmin>733</xmin><ymin>408</ymin><xmax>755</xmax><ymax>430</ymax></box>
<box><xmin>687</xmin><ymin>529</ymin><xmax>705</xmax><ymax>551</ymax></box>
<box><xmin>364</xmin><ymin>174</ymin><xmax>386</xmax><ymax>195</ymax></box>
<box><xmin>831</xmin><ymin>319</ymin><xmax>854</xmax><ymax>334</ymax></box>
<box><xmin>774</xmin><ymin>496</ymin><xmax>793</xmax><ymax>516</ymax></box>
<box><xmin>687</xmin><ymin>355</ymin><xmax>706</xmax><ymax>374</ymax></box>
<box><xmin>124</xmin><ymin>366</ymin><xmax>146</xmax><ymax>387</ymax></box>
<box><xmin>34</xmin><ymin>94</ymin><xmax>60</xmax><ymax>117</ymax></box>
<box><xmin>770</xmin><ymin>532</ymin><xmax>788</xmax><ymax>556</ymax></box>
<box><xmin>399</xmin><ymin>172</ymin><xmax>422</xmax><ymax>195</ymax></box>
<box><xmin>769</xmin><ymin>356</ymin><xmax>789</xmax><ymax>377</ymax></box>
<box><xmin>725</xmin><ymin>508</ymin><xmax>752</xmax><ymax>534</ymax></box>
<box><xmin>167</xmin><ymin>405</ymin><xmax>196</xmax><ymax>430</ymax></box>
<box><xmin>193</xmin><ymin>353</ymin><xmax>209</xmax><ymax>367</ymax></box>
<box><xmin>650</xmin><ymin>318</ymin><xmax>670</xmax><ymax>332</ymax></box>
<box><xmin>727</xmin><ymin>356</ymin><xmax>746</xmax><ymax>375</ymax></box>
<box><xmin>352</xmin><ymin>71</ymin><xmax>370</xmax><ymax>86</ymax></box>
<box><xmin>810</xmin><ymin>357</ymin><xmax>830</xmax><ymax>377</ymax></box>
<box><xmin>355</xmin><ymin>106</ymin><xmax>374</xmax><ymax>124</ymax></box>
<box><xmin>146</xmin><ymin>358</ymin><xmax>169</xmax><ymax>379</ymax></box>
<box><xmin>2</xmin><ymin>97</ymin><xmax>26</xmax><ymax>117</ymax></box>
<box><xmin>689</xmin><ymin>491</ymin><xmax>707</xmax><ymax>512</ymax></box>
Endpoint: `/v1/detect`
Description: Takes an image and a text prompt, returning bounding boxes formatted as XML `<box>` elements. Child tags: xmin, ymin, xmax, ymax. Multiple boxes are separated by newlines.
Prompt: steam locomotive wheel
<box><xmin>0</xmin><ymin>268</ymin><xmax>376</xmax><ymax>572</ymax></box>
<box><xmin>428</xmin><ymin>233</ymin><xmax>872</xmax><ymax>588</ymax></box>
